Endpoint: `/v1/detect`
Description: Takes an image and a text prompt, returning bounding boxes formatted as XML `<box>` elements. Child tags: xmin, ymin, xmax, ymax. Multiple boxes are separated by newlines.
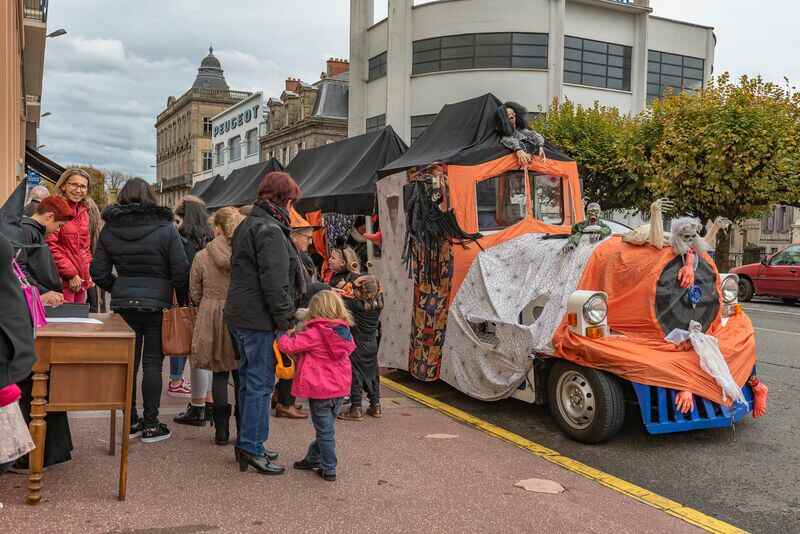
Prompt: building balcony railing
<box><xmin>159</xmin><ymin>175</ymin><xmax>192</xmax><ymax>191</ymax></box>
<box><xmin>23</xmin><ymin>0</ymin><xmax>48</xmax><ymax>22</ymax></box>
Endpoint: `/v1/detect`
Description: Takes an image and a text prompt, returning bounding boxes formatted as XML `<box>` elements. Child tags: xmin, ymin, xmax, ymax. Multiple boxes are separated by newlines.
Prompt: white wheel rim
<box><xmin>556</xmin><ymin>370</ymin><xmax>596</xmax><ymax>430</ymax></box>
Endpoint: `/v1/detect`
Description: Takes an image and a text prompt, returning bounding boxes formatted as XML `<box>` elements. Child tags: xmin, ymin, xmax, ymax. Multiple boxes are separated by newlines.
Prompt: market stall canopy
<box><xmin>201</xmin><ymin>159</ymin><xmax>284</xmax><ymax>209</ymax></box>
<box><xmin>288</xmin><ymin>126</ymin><xmax>408</xmax><ymax>215</ymax></box>
<box><xmin>190</xmin><ymin>174</ymin><xmax>221</xmax><ymax>200</ymax></box>
<box><xmin>379</xmin><ymin>93</ymin><xmax>572</xmax><ymax>177</ymax></box>
<box><xmin>25</xmin><ymin>145</ymin><xmax>65</xmax><ymax>183</ymax></box>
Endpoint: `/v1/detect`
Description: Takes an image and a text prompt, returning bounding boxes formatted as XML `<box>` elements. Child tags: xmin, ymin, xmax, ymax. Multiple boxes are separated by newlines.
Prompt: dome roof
<box><xmin>192</xmin><ymin>46</ymin><xmax>230</xmax><ymax>92</ymax></box>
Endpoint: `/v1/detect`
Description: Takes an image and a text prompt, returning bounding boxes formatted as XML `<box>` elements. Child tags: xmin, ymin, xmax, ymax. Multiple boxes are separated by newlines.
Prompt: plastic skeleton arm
<box><xmin>647</xmin><ymin>198</ymin><xmax>674</xmax><ymax>249</ymax></box>
<box><xmin>703</xmin><ymin>217</ymin><xmax>732</xmax><ymax>250</ymax></box>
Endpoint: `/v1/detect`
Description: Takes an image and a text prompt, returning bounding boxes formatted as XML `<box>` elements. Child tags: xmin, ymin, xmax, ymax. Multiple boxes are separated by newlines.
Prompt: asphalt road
<box><xmin>388</xmin><ymin>297</ymin><xmax>800</xmax><ymax>534</ymax></box>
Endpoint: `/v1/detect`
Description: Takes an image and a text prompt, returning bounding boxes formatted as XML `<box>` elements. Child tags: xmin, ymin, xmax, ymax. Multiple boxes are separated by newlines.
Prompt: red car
<box><xmin>732</xmin><ymin>245</ymin><xmax>800</xmax><ymax>303</ymax></box>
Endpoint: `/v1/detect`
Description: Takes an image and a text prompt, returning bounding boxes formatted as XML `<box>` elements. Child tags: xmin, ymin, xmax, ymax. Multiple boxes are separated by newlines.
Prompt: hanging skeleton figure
<box><xmin>561</xmin><ymin>202</ymin><xmax>612</xmax><ymax>253</ymax></box>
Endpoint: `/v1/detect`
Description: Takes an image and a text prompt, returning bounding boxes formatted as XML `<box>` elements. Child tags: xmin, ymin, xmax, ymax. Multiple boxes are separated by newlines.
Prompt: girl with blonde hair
<box><xmin>277</xmin><ymin>290</ymin><xmax>355</xmax><ymax>481</ymax></box>
<box><xmin>177</xmin><ymin>207</ymin><xmax>244</xmax><ymax>445</ymax></box>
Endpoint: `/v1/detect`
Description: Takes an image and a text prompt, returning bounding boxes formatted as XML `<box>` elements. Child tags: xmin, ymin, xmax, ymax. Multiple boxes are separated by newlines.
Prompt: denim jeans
<box><xmin>304</xmin><ymin>398</ymin><xmax>343</xmax><ymax>474</ymax></box>
<box><xmin>229</xmin><ymin>327</ymin><xmax>275</xmax><ymax>457</ymax></box>
<box><xmin>170</xmin><ymin>356</ymin><xmax>187</xmax><ymax>381</ymax></box>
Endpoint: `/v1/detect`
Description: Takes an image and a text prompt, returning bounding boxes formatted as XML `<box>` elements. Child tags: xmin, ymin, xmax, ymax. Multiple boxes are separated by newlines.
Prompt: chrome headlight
<box><xmin>582</xmin><ymin>294</ymin><xmax>608</xmax><ymax>325</ymax></box>
<box><xmin>721</xmin><ymin>275</ymin><xmax>738</xmax><ymax>304</ymax></box>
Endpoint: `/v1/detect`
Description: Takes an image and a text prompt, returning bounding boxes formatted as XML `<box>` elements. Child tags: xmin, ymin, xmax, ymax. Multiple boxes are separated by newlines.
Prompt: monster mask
<box><xmin>670</xmin><ymin>217</ymin><xmax>707</xmax><ymax>256</ymax></box>
<box><xmin>586</xmin><ymin>202</ymin><xmax>601</xmax><ymax>225</ymax></box>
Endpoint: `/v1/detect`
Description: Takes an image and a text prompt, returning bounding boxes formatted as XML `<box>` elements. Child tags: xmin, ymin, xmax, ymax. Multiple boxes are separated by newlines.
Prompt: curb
<box><xmin>381</xmin><ymin>376</ymin><xmax>747</xmax><ymax>534</ymax></box>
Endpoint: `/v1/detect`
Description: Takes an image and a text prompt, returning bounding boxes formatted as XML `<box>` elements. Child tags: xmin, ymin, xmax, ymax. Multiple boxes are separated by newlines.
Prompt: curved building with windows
<box><xmin>349</xmin><ymin>0</ymin><xmax>714</xmax><ymax>144</ymax></box>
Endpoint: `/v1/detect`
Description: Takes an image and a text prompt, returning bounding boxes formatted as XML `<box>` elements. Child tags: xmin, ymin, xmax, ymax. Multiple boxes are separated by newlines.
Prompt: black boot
<box><xmin>205</xmin><ymin>402</ymin><xmax>215</xmax><ymax>427</ymax></box>
<box><xmin>213</xmin><ymin>404</ymin><xmax>231</xmax><ymax>445</ymax></box>
<box><xmin>173</xmin><ymin>403</ymin><xmax>206</xmax><ymax>426</ymax></box>
<box><xmin>235</xmin><ymin>448</ymin><xmax>285</xmax><ymax>475</ymax></box>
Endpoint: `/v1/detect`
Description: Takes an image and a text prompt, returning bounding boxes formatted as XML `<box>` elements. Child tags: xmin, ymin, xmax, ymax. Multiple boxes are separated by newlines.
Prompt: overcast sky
<box><xmin>39</xmin><ymin>0</ymin><xmax>800</xmax><ymax>181</ymax></box>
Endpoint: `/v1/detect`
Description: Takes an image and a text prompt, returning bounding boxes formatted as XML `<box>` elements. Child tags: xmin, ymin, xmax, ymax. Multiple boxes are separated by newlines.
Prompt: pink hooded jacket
<box><xmin>278</xmin><ymin>318</ymin><xmax>356</xmax><ymax>400</ymax></box>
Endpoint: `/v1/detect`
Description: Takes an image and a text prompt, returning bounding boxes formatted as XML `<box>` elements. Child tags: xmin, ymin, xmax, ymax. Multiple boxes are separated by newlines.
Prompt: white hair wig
<box><xmin>670</xmin><ymin>217</ymin><xmax>707</xmax><ymax>255</ymax></box>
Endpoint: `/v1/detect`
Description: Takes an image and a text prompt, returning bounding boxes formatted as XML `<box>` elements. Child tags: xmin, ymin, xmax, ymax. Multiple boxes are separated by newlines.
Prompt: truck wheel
<box><xmin>738</xmin><ymin>278</ymin><xmax>754</xmax><ymax>302</ymax></box>
<box><xmin>548</xmin><ymin>361</ymin><xmax>624</xmax><ymax>444</ymax></box>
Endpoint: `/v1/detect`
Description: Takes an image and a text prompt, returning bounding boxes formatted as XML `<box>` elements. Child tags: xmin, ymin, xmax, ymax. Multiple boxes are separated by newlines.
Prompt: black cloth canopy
<box><xmin>288</xmin><ymin>126</ymin><xmax>408</xmax><ymax>215</ymax></box>
<box><xmin>25</xmin><ymin>146</ymin><xmax>65</xmax><ymax>184</ymax></box>
<box><xmin>193</xmin><ymin>160</ymin><xmax>283</xmax><ymax>209</ymax></box>
<box><xmin>379</xmin><ymin>93</ymin><xmax>572</xmax><ymax>177</ymax></box>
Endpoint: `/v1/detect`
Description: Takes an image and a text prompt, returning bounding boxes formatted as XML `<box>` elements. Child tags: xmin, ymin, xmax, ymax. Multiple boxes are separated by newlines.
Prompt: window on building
<box><xmin>203</xmin><ymin>117</ymin><xmax>212</xmax><ymax>136</ymax></box>
<box><xmin>202</xmin><ymin>151</ymin><xmax>212</xmax><ymax>171</ymax></box>
<box><xmin>476</xmin><ymin>172</ymin><xmax>527</xmax><ymax>232</ymax></box>
<box><xmin>246</xmin><ymin>128</ymin><xmax>258</xmax><ymax>156</ymax></box>
<box><xmin>411</xmin><ymin>114</ymin><xmax>437</xmax><ymax>144</ymax></box>
<box><xmin>214</xmin><ymin>143</ymin><xmax>224</xmax><ymax>167</ymax></box>
<box><xmin>531</xmin><ymin>174</ymin><xmax>564</xmax><ymax>225</ymax></box>
<box><xmin>282</xmin><ymin>146</ymin><xmax>288</xmax><ymax>165</ymax></box>
<box><xmin>412</xmin><ymin>33</ymin><xmax>548</xmax><ymax>76</ymax></box>
<box><xmin>296</xmin><ymin>142</ymin><xmax>304</xmax><ymax>156</ymax></box>
<box><xmin>366</xmin><ymin>114</ymin><xmax>386</xmax><ymax>133</ymax></box>
<box><xmin>269</xmin><ymin>150</ymin><xmax>275</xmax><ymax>161</ymax></box>
<box><xmin>564</xmin><ymin>36</ymin><xmax>632</xmax><ymax>91</ymax></box>
<box><xmin>368</xmin><ymin>52</ymin><xmax>387</xmax><ymax>81</ymax></box>
<box><xmin>229</xmin><ymin>135</ymin><xmax>241</xmax><ymax>162</ymax></box>
<box><xmin>647</xmin><ymin>50</ymin><xmax>704</xmax><ymax>104</ymax></box>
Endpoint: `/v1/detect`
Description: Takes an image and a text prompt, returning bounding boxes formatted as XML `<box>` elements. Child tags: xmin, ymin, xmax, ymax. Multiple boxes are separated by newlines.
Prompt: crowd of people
<box><xmin>0</xmin><ymin>169</ymin><xmax>384</xmax><ymax>482</ymax></box>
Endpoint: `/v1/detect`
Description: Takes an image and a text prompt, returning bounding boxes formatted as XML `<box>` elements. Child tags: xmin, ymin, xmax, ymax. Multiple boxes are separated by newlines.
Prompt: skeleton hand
<box><xmin>675</xmin><ymin>390</ymin><xmax>694</xmax><ymax>414</ymax></box>
<box><xmin>715</xmin><ymin>217</ymin><xmax>732</xmax><ymax>231</ymax></box>
<box><xmin>652</xmin><ymin>198</ymin><xmax>675</xmax><ymax>215</ymax></box>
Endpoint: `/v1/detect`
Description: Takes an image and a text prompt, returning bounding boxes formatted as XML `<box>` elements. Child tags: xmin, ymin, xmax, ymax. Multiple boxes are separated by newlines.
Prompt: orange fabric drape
<box><xmin>550</xmin><ymin>237</ymin><xmax>757</xmax><ymax>405</ymax></box>
<box><xmin>445</xmin><ymin>155</ymin><xmax>583</xmax><ymax>301</ymax></box>
<box><xmin>305</xmin><ymin>210</ymin><xmax>329</xmax><ymax>281</ymax></box>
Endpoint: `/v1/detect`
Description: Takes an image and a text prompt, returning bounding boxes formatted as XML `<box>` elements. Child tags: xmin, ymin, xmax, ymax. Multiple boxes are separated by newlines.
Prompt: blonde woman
<box><xmin>177</xmin><ymin>207</ymin><xmax>243</xmax><ymax>445</ymax></box>
<box><xmin>328</xmin><ymin>245</ymin><xmax>361</xmax><ymax>289</ymax></box>
<box><xmin>47</xmin><ymin>168</ymin><xmax>98</xmax><ymax>303</ymax></box>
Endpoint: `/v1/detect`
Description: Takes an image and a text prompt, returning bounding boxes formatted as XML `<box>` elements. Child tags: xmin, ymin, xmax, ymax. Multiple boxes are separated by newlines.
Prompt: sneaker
<box><xmin>141</xmin><ymin>422</ymin><xmax>171</xmax><ymax>443</ymax></box>
<box><xmin>129</xmin><ymin>421</ymin><xmax>143</xmax><ymax>439</ymax></box>
<box><xmin>167</xmin><ymin>378</ymin><xmax>192</xmax><ymax>398</ymax></box>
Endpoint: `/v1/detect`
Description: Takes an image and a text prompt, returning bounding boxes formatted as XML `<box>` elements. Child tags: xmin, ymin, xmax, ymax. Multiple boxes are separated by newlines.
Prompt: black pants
<box><xmin>17</xmin><ymin>375</ymin><xmax>74</xmax><ymax>467</ymax></box>
<box><xmin>119</xmin><ymin>310</ymin><xmax>164</xmax><ymax>426</ymax></box>
<box><xmin>275</xmin><ymin>379</ymin><xmax>295</xmax><ymax>407</ymax></box>
<box><xmin>212</xmin><ymin>370</ymin><xmax>240</xmax><ymax>408</ymax></box>
<box><xmin>350</xmin><ymin>343</ymin><xmax>380</xmax><ymax>407</ymax></box>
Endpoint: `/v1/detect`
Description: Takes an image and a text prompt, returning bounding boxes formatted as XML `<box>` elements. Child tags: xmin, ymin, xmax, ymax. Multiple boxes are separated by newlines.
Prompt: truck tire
<box><xmin>548</xmin><ymin>361</ymin><xmax>625</xmax><ymax>444</ymax></box>
<box><xmin>738</xmin><ymin>278</ymin><xmax>754</xmax><ymax>302</ymax></box>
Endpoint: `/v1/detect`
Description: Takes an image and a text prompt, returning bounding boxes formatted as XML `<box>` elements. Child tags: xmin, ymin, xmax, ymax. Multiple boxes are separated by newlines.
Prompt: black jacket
<box><xmin>90</xmin><ymin>203</ymin><xmax>189</xmax><ymax>311</ymax></box>
<box><xmin>15</xmin><ymin>217</ymin><xmax>62</xmax><ymax>293</ymax></box>
<box><xmin>0</xmin><ymin>234</ymin><xmax>36</xmax><ymax>388</ymax></box>
<box><xmin>346</xmin><ymin>298</ymin><xmax>382</xmax><ymax>352</ymax></box>
<box><xmin>225</xmin><ymin>204</ymin><xmax>297</xmax><ymax>332</ymax></box>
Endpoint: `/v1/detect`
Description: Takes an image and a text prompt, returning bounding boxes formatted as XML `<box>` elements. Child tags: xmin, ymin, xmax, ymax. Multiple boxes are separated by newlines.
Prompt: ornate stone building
<box><xmin>259</xmin><ymin>59</ymin><xmax>349</xmax><ymax>167</ymax></box>
<box><xmin>155</xmin><ymin>47</ymin><xmax>250</xmax><ymax>207</ymax></box>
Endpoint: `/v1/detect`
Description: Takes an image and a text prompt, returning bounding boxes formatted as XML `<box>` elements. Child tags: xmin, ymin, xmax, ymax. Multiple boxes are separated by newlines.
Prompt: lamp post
<box><xmin>36</xmin><ymin>144</ymin><xmax>47</xmax><ymax>150</ymax></box>
<box><xmin>41</xmin><ymin>112</ymin><xmax>51</xmax><ymax>118</ymax></box>
<box><xmin>47</xmin><ymin>29</ymin><xmax>67</xmax><ymax>38</ymax></box>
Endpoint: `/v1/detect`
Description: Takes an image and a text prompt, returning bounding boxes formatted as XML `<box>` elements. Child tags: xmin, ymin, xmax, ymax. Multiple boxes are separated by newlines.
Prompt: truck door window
<box><xmin>475</xmin><ymin>171</ymin><xmax>526</xmax><ymax>231</ymax></box>
<box><xmin>771</xmin><ymin>245</ymin><xmax>800</xmax><ymax>265</ymax></box>
<box><xmin>531</xmin><ymin>174</ymin><xmax>564</xmax><ymax>225</ymax></box>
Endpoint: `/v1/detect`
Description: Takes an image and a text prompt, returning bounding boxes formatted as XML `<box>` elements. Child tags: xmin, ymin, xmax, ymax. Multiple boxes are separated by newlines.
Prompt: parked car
<box><xmin>732</xmin><ymin>244</ymin><xmax>800</xmax><ymax>303</ymax></box>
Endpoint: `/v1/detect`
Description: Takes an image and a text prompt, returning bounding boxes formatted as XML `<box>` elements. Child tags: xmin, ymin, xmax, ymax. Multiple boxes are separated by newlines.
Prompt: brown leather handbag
<box><xmin>162</xmin><ymin>292</ymin><xmax>196</xmax><ymax>357</ymax></box>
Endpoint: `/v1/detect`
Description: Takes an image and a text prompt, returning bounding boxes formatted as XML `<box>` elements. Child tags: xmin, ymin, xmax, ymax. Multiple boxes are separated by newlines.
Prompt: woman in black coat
<box><xmin>0</xmin><ymin>233</ymin><xmax>35</xmax><ymax>391</ymax></box>
<box><xmin>90</xmin><ymin>179</ymin><xmax>189</xmax><ymax>444</ymax></box>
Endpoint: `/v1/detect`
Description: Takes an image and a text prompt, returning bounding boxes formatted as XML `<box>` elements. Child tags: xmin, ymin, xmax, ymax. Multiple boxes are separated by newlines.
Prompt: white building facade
<box><xmin>349</xmin><ymin>0</ymin><xmax>715</xmax><ymax>143</ymax></box>
<box><xmin>197</xmin><ymin>91</ymin><xmax>264</xmax><ymax>183</ymax></box>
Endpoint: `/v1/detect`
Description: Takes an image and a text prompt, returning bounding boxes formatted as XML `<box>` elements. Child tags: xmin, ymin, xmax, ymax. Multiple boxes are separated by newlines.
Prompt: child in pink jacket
<box><xmin>278</xmin><ymin>290</ymin><xmax>355</xmax><ymax>481</ymax></box>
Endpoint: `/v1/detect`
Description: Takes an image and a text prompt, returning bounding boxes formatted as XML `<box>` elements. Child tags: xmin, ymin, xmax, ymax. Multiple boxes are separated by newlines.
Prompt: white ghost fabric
<box><xmin>665</xmin><ymin>320</ymin><xmax>747</xmax><ymax>405</ymax></box>
<box><xmin>439</xmin><ymin>233</ymin><xmax>600</xmax><ymax>400</ymax></box>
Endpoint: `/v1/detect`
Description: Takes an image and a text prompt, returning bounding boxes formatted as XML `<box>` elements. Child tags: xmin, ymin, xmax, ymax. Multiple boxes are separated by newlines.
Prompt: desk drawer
<box><xmin>47</xmin><ymin>363</ymin><xmax>129</xmax><ymax>411</ymax></box>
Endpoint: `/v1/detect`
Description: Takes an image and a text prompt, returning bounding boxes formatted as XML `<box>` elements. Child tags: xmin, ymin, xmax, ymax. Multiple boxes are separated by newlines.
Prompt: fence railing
<box><xmin>714</xmin><ymin>251</ymin><xmax>769</xmax><ymax>271</ymax></box>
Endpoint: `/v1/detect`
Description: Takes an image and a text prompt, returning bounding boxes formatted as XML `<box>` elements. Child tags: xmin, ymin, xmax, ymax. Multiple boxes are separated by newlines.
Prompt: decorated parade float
<box><xmin>376</xmin><ymin>94</ymin><xmax>767</xmax><ymax>443</ymax></box>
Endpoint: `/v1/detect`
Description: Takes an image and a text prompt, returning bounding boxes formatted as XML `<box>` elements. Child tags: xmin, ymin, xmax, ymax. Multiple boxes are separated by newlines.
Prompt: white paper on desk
<box><xmin>46</xmin><ymin>317</ymin><xmax>104</xmax><ymax>324</ymax></box>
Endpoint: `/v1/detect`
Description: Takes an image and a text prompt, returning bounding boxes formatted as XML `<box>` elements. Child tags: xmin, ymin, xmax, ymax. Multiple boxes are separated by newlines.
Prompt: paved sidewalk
<box><xmin>0</xmin><ymin>382</ymin><xmax>699</xmax><ymax>533</ymax></box>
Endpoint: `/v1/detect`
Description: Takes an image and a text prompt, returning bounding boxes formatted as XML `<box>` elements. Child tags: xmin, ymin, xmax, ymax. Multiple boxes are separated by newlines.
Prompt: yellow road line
<box><xmin>381</xmin><ymin>376</ymin><xmax>747</xmax><ymax>534</ymax></box>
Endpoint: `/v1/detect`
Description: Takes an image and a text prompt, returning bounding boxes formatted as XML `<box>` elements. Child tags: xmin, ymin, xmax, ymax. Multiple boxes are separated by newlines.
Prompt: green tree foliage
<box><xmin>635</xmin><ymin>73</ymin><xmax>800</xmax><ymax>223</ymax></box>
<box><xmin>533</xmin><ymin>100</ymin><xmax>645</xmax><ymax>211</ymax></box>
<box><xmin>535</xmin><ymin>74</ymin><xmax>800</xmax><ymax>225</ymax></box>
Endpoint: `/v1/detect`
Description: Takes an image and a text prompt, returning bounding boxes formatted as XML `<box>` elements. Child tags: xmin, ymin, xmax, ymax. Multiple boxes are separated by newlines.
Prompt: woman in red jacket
<box><xmin>46</xmin><ymin>168</ymin><xmax>99</xmax><ymax>304</ymax></box>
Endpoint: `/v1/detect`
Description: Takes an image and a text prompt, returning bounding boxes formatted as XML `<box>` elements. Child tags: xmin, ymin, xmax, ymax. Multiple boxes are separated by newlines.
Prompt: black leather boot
<box><xmin>173</xmin><ymin>403</ymin><xmax>206</xmax><ymax>426</ymax></box>
<box><xmin>213</xmin><ymin>404</ymin><xmax>231</xmax><ymax>445</ymax></box>
<box><xmin>236</xmin><ymin>448</ymin><xmax>285</xmax><ymax>475</ymax></box>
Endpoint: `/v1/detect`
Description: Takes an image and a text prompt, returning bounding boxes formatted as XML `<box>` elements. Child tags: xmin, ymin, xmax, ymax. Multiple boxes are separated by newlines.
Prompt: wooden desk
<box><xmin>28</xmin><ymin>313</ymin><xmax>135</xmax><ymax>504</ymax></box>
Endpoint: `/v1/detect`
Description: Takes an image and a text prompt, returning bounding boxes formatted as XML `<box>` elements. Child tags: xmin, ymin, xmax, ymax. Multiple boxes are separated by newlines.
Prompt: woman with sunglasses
<box><xmin>46</xmin><ymin>168</ymin><xmax>100</xmax><ymax>304</ymax></box>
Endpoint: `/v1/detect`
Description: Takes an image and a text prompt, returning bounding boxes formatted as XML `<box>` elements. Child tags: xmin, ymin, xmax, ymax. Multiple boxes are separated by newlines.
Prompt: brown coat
<box><xmin>189</xmin><ymin>236</ymin><xmax>236</xmax><ymax>372</ymax></box>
